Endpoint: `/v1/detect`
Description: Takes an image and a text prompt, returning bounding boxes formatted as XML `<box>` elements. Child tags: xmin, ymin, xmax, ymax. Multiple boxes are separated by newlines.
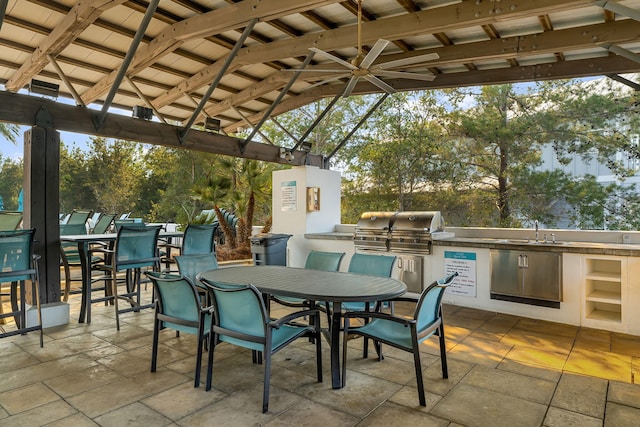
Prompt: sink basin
<box><xmin>493</xmin><ymin>239</ymin><xmax>565</xmax><ymax>245</ymax></box>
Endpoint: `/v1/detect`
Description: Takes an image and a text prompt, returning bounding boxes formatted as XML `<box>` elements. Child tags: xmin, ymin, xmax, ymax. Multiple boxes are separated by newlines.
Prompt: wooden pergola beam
<box><xmin>226</xmin><ymin>54</ymin><xmax>640</xmax><ymax>132</ymax></box>
<box><xmin>0</xmin><ymin>90</ymin><xmax>323</xmax><ymax>167</ymax></box>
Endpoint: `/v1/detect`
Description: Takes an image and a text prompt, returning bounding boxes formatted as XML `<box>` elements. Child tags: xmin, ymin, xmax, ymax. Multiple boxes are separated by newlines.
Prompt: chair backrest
<box><xmin>182</xmin><ymin>224</ymin><xmax>217</xmax><ymax>255</ymax></box>
<box><xmin>175</xmin><ymin>253</ymin><xmax>218</xmax><ymax>286</ymax></box>
<box><xmin>92</xmin><ymin>213</ymin><xmax>116</xmax><ymax>234</ymax></box>
<box><xmin>66</xmin><ymin>209</ymin><xmax>92</xmax><ymax>225</ymax></box>
<box><xmin>201</xmin><ymin>279</ymin><xmax>268</xmax><ymax>350</ymax></box>
<box><xmin>304</xmin><ymin>251</ymin><xmax>345</xmax><ymax>272</ymax></box>
<box><xmin>0</xmin><ymin>211</ymin><xmax>23</xmax><ymax>231</ymax></box>
<box><xmin>0</xmin><ymin>229</ymin><xmax>36</xmax><ymax>283</ymax></box>
<box><xmin>347</xmin><ymin>253</ymin><xmax>396</xmax><ymax>278</ymax></box>
<box><xmin>114</xmin><ymin>225</ymin><xmax>162</xmax><ymax>271</ymax></box>
<box><xmin>415</xmin><ymin>272</ymin><xmax>458</xmax><ymax>331</ymax></box>
<box><xmin>60</xmin><ymin>223</ymin><xmax>88</xmax><ymax>236</ymax></box>
<box><xmin>145</xmin><ymin>271</ymin><xmax>203</xmax><ymax>334</ymax></box>
<box><xmin>114</xmin><ymin>219</ymin><xmax>143</xmax><ymax>231</ymax></box>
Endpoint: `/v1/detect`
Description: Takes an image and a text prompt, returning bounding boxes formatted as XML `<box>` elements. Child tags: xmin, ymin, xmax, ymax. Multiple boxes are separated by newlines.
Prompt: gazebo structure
<box><xmin>1</xmin><ymin>0</ymin><xmax>640</xmax><ymax>322</ymax></box>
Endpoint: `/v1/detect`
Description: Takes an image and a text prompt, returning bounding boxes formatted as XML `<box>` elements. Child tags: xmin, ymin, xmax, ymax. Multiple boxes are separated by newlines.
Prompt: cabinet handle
<box><xmin>522</xmin><ymin>255</ymin><xmax>529</xmax><ymax>268</ymax></box>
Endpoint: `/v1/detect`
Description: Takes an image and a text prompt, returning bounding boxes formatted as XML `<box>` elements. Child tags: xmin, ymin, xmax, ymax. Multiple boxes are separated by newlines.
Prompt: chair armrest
<box><xmin>389</xmin><ymin>292</ymin><xmax>420</xmax><ymax>303</ymax></box>
<box><xmin>269</xmin><ymin>309</ymin><xmax>321</xmax><ymax>329</ymax></box>
<box><xmin>343</xmin><ymin>310</ymin><xmax>415</xmax><ymax>326</ymax></box>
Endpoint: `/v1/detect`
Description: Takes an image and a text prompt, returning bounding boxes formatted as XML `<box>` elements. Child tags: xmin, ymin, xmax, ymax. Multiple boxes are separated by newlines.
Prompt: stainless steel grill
<box><xmin>353</xmin><ymin>211</ymin><xmax>396</xmax><ymax>253</ymax></box>
<box><xmin>389</xmin><ymin>211</ymin><xmax>444</xmax><ymax>255</ymax></box>
<box><xmin>353</xmin><ymin>211</ymin><xmax>446</xmax><ymax>293</ymax></box>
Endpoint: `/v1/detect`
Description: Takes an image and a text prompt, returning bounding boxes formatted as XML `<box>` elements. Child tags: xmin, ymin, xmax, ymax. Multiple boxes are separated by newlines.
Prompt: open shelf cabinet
<box><xmin>583</xmin><ymin>257</ymin><xmax>624</xmax><ymax>325</ymax></box>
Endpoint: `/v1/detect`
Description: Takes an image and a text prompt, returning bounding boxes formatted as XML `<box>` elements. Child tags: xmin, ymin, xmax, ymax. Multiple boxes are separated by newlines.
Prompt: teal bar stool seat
<box><xmin>92</xmin><ymin>225</ymin><xmax>162</xmax><ymax>330</ymax></box>
<box><xmin>0</xmin><ymin>229</ymin><xmax>43</xmax><ymax>347</ymax></box>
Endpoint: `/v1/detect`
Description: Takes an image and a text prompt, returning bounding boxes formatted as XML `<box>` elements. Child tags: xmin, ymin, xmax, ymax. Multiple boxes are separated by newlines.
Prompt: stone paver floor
<box><xmin>1</xmin><ymin>286</ymin><xmax>640</xmax><ymax>426</ymax></box>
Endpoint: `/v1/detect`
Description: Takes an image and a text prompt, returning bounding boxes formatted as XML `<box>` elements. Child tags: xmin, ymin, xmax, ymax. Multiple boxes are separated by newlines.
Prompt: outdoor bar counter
<box><xmin>303</xmin><ymin>226</ymin><xmax>640</xmax><ymax>336</ymax></box>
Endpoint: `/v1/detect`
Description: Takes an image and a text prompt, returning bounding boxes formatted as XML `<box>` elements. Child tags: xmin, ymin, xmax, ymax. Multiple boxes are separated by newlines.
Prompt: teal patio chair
<box><xmin>327</xmin><ymin>253</ymin><xmax>396</xmax><ymax>356</ymax></box>
<box><xmin>342</xmin><ymin>272</ymin><xmax>458</xmax><ymax>407</ymax></box>
<box><xmin>91</xmin><ymin>213</ymin><xmax>116</xmax><ymax>234</ymax></box>
<box><xmin>201</xmin><ymin>279</ymin><xmax>323</xmax><ymax>413</ymax></box>
<box><xmin>60</xmin><ymin>222</ymin><xmax>99</xmax><ymax>302</ymax></box>
<box><xmin>0</xmin><ymin>211</ymin><xmax>23</xmax><ymax>230</ymax></box>
<box><xmin>161</xmin><ymin>224</ymin><xmax>217</xmax><ymax>273</ymax></box>
<box><xmin>271</xmin><ymin>250</ymin><xmax>345</xmax><ymax>309</ymax></box>
<box><xmin>66</xmin><ymin>209</ymin><xmax>92</xmax><ymax>226</ymax></box>
<box><xmin>145</xmin><ymin>272</ymin><xmax>213</xmax><ymax>388</ymax></box>
<box><xmin>176</xmin><ymin>253</ymin><xmax>218</xmax><ymax>305</ymax></box>
<box><xmin>93</xmin><ymin>225</ymin><xmax>162</xmax><ymax>330</ymax></box>
<box><xmin>343</xmin><ymin>253</ymin><xmax>396</xmax><ymax>312</ymax></box>
<box><xmin>0</xmin><ymin>229</ymin><xmax>43</xmax><ymax>347</ymax></box>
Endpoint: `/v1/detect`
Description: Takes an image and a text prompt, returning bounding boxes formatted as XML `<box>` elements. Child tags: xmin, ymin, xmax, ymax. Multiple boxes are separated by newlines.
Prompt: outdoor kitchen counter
<box><xmin>433</xmin><ymin>237</ymin><xmax>640</xmax><ymax>257</ymax></box>
<box><xmin>304</xmin><ymin>232</ymin><xmax>640</xmax><ymax>256</ymax></box>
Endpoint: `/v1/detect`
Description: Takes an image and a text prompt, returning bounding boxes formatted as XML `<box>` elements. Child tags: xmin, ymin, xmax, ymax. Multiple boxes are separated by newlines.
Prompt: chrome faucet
<box><xmin>534</xmin><ymin>220</ymin><xmax>539</xmax><ymax>242</ymax></box>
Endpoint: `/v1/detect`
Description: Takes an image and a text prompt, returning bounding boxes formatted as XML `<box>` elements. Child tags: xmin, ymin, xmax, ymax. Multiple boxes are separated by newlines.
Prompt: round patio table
<box><xmin>198</xmin><ymin>265</ymin><xmax>407</xmax><ymax>389</ymax></box>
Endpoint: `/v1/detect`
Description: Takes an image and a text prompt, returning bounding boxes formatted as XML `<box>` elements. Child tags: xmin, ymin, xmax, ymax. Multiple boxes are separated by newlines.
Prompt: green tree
<box><xmin>143</xmin><ymin>146</ymin><xmax>219</xmax><ymax>224</ymax></box>
<box><xmin>344</xmin><ymin>92</ymin><xmax>453</xmax><ymax>212</ymax></box>
<box><xmin>84</xmin><ymin>137</ymin><xmax>146</xmax><ymax>216</ymax></box>
<box><xmin>0</xmin><ymin>155</ymin><xmax>23</xmax><ymax>209</ymax></box>
<box><xmin>59</xmin><ymin>144</ymin><xmax>95</xmax><ymax>213</ymax></box>
<box><xmin>0</xmin><ymin>123</ymin><xmax>19</xmax><ymax>142</ymax></box>
<box><xmin>443</xmin><ymin>81</ymin><xmax>639</xmax><ymax>228</ymax></box>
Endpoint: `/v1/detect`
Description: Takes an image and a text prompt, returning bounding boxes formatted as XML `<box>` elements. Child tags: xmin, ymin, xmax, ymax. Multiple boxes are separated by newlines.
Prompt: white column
<box><xmin>272</xmin><ymin>166</ymin><xmax>341</xmax><ymax>267</ymax></box>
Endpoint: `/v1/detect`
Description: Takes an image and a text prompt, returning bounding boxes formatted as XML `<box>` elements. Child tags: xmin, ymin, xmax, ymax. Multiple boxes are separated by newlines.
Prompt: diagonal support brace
<box><xmin>178</xmin><ymin>19</ymin><xmax>257</xmax><ymax>144</ymax></box>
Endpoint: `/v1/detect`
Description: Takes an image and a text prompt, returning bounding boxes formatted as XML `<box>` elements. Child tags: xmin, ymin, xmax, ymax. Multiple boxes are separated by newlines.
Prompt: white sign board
<box><xmin>444</xmin><ymin>251</ymin><xmax>477</xmax><ymax>297</ymax></box>
<box><xmin>280</xmin><ymin>180</ymin><xmax>297</xmax><ymax>211</ymax></box>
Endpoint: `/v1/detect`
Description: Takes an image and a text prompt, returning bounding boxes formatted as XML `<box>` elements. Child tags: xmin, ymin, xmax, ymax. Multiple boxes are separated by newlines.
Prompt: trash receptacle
<box><xmin>250</xmin><ymin>233</ymin><xmax>292</xmax><ymax>266</ymax></box>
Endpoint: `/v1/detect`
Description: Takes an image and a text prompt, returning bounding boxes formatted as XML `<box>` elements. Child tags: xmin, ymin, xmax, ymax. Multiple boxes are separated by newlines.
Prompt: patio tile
<box><xmin>0</xmin><ymin>383</ymin><xmax>60</xmax><ymax>414</ymax></box>
<box><xmin>22</xmin><ymin>333</ymin><xmax>110</xmax><ymax>362</ymax></box>
<box><xmin>512</xmin><ymin>318</ymin><xmax>579</xmax><ymax>338</ymax></box>
<box><xmin>43</xmin><ymin>364</ymin><xmax>125</xmax><ymax>398</ymax></box>
<box><xmin>543</xmin><ymin>406</ymin><xmax>603</xmax><ymax>427</ymax></box>
<box><xmin>93</xmin><ymin>402</ymin><xmax>172</xmax><ymax>427</ymax></box>
<box><xmin>0</xmin><ymin>354</ymin><xmax>99</xmax><ymax>393</ymax></box>
<box><xmin>497</xmin><ymin>359</ymin><xmax>562</xmax><ymax>383</ymax></box>
<box><xmin>421</xmin><ymin>358</ymin><xmax>475</xmax><ymax>396</ymax></box>
<box><xmin>387</xmin><ymin>385</ymin><xmax>443</xmax><ymax>411</ymax></box>
<box><xmin>604</xmin><ymin>402</ymin><xmax>640</xmax><ymax>426</ymax></box>
<box><xmin>611</xmin><ymin>333</ymin><xmax>640</xmax><ymax>357</ymax></box>
<box><xmin>0</xmin><ymin>347</ymin><xmax>40</xmax><ymax>373</ymax></box>
<box><xmin>142</xmin><ymin>381</ymin><xmax>226</xmax><ymax>420</ymax></box>
<box><xmin>430</xmin><ymin>383</ymin><xmax>547</xmax><ymax>427</ymax></box>
<box><xmin>267</xmin><ymin>397</ymin><xmax>358</xmax><ymax>427</ymax></box>
<box><xmin>607</xmin><ymin>381</ymin><xmax>640</xmax><ymax>409</ymax></box>
<box><xmin>460</xmin><ymin>365</ymin><xmax>556</xmax><ymax>405</ymax></box>
<box><xmin>0</xmin><ymin>400</ymin><xmax>77</xmax><ymax>426</ymax></box>
<box><xmin>44</xmin><ymin>412</ymin><xmax>99</xmax><ymax>426</ymax></box>
<box><xmin>564</xmin><ymin>347</ymin><xmax>633</xmax><ymax>383</ymax></box>
<box><xmin>502</xmin><ymin>344</ymin><xmax>568</xmax><ymax>371</ymax></box>
<box><xmin>178</xmin><ymin>382</ymin><xmax>301</xmax><ymax>424</ymax></box>
<box><xmin>550</xmin><ymin>373</ymin><xmax>608</xmax><ymax>418</ymax></box>
<box><xmin>447</xmin><ymin>335</ymin><xmax>513</xmax><ymax>367</ymax></box>
<box><xmin>501</xmin><ymin>329</ymin><xmax>575</xmax><ymax>354</ymax></box>
<box><xmin>66</xmin><ymin>370</ymin><xmax>187</xmax><ymax>418</ymax></box>
<box><xmin>296</xmin><ymin>369</ymin><xmax>403</xmax><ymax>418</ymax></box>
<box><xmin>358</xmin><ymin>401</ymin><xmax>449</xmax><ymax>427</ymax></box>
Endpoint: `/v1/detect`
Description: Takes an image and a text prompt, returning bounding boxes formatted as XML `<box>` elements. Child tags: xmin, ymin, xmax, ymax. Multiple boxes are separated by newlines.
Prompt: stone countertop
<box><xmin>436</xmin><ymin>237</ymin><xmax>640</xmax><ymax>256</ymax></box>
<box><xmin>304</xmin><ymin>232</ymin><xmax>640</xmax><ymax>256</ymax></box>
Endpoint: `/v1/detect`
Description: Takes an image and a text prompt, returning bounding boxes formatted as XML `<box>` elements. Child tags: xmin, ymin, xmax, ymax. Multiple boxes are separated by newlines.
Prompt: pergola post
<box><xmin>23</xmin><ymin>106</ymin><xmax>61</xmax><ymax>304</ymax></box>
